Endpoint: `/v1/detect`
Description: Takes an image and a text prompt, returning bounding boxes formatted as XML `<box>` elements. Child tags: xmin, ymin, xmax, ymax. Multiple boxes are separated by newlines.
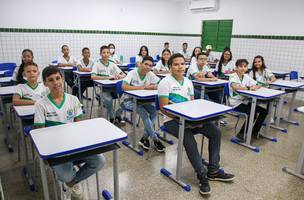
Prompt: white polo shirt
<box><xmin>153</xmin><ymin>60</ymin><xmax>169</xmax><ymax>72</ymax></box>
<box><xmin>158</xmin><ymin>75</ymin><xmax>194</xmax><ymax>122</ymax></box>
<box><xmin>186</xmin><ymin>64</ymin><xmax>212</xmax><ymax>80</ymax></box>
<box><xmin>216</xmin><ymin>60</ymin><xmax>235</xmax><ymax>76</ymax></box>
<box><xmin>179</xmin><ymin>50</ymin><xmax>190</xmax><ymax>60</ymax></box>
<box><xmin>229</xmin><ymin>73</ymin><xmax>257</xmax><ymax>106</ymax></box>
<box><xmin>14</xmin><ymin>82</ymin><xmax>48</xmax><ymax>101</ymax></box>
<box><xmin>34</xmin><ymin>93</ymin><xmax>83</xmax><ymax>127</ymax></box>
<box><xmin>79</xmin><ymin>59</ymin><xmax>94</xmax><ymax>69</ymax></box>
<box><xmin>57</xmin><ymin>55</ymin><xmax>79</xmax><ymax>66</ymax></box>
<box><xmin>249</xmin><ymin>68</ymin><xmax>274</xmax><ymax>86</ymax></box>
<box><xmin>92</xmin><ymin>59</ymin><xmax>122</xmax><ymax>77</ymax></box>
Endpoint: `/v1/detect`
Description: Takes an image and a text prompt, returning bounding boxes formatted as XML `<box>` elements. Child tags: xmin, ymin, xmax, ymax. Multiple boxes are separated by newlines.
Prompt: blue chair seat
<box><xmin>24</xmin><ymin>126</ymin><xmax>33</xmax><ymax>136</ymax></box>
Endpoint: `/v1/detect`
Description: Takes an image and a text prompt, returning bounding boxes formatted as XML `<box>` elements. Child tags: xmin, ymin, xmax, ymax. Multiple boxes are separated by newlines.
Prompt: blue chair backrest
<box><xmin>128</xmin><ymin>63</ymin><xmax>135</xmax><ymax>71</ymax></box>
<box><xmin>156</xmin><ymin>55</ymin><xmax>160</xmax><ymax>61</ymax></box>
<box><xmin>224</xmin><ymin>83</ymin><xmax>230</xmax><ymax>96</ymax></box>
<box><xmin>51</xmin><ymin>60</ymin><xmax>58</xmax><ymax>64</ymax></box>
<box><xmin>290</xmin><ymin>71</ymin><xmax>298</xmax><ymax>80</ymax></box>
<box><xmin>116</xmin><ymin>80</ymin><xmax>124</xmax><ymax>97</ymax></box>
<box><xmin>155</xmin><ymin>96</ymin><xmax>160</xmax><ymax>111</ymax></box>
<box><xmin>0</xmin><ymin>62</ymin><xmax>17</xmax><ymax>71</ymax></box>
<box><xmin>129</xmin><ymin>57</ymin><xmax>136</xmax><ymax>64</ymax></box>
<box><xmin>4</xmin><ymin>70</ymin><xmax>13</xmax><ymax>77</ymax></box>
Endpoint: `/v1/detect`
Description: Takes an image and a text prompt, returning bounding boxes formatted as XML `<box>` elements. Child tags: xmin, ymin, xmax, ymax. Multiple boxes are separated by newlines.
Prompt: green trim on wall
<box><xmin>0</xmin><ymin>28</ymin><xmax>201</xmax><ymax>37</ymax></box>
<box><xmin>232</xmin><ymin>35</ymin><xmax>304</xmax><ymax>41</ymax></box>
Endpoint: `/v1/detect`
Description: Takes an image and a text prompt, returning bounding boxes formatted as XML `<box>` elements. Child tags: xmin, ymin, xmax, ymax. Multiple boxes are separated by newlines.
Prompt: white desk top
<box><xmin>0</xmin><ymin>86</ymin><xmax>16</xmax><ymax>96</ymax></box>
<box><xmin>163</xmin><ymin>99</ymin><xmax>232</xmax><ymax>121</ymax></box>
<box><xmin>270</xmin><ymin>80</ymin><xmax>304</xmax><ymax>88</ymax></box>
<box><xmin>192</xmin><ymin>79</ymin><xmax>229</xmax><ymax>86</ymax></box>
<box><xmin>124</xmin><ymin>90</ymin><xmax>157</xmax><ymax>99</ymax></box>
<box><xmin>73</xmin><ymin>71</ymin><xmax>92</xmax><ymax>75</ymax></box>
<box><xmin>58</xmin><ymin>67</ymin><xmax>74</xmax><ymax>70</ymax></box>
<box><xmin>237</xmin><ymin>87</ymin><xmax>286</xmax><ymax>99</ymax></box>
<box><xmin>13</xmin><ymin>105</ymin><xmax>35</xmax><ymax>118</ymax></box>
<box><xmin>272</xmin><ymin>70</ymin><xmax>290</xmax><ymax>75</ymax></box>
<box><xmin>30</xmin><ymin>118</ymin><xmax>128</xmax><ymax>159</ymax></box>
<box><xmin>0</xmin><ymin>77</ymin><xmax>12</xmax><ymax>83</ymax></box>
<box><xmin>118</xmin><ymin>63</ymin><xmax>130</xmax><ymax>67</ymax></box>
<box><xmin>94</xmin><ymin>79</ymin><xmax>121</xmax><ymax>86</ymax></box>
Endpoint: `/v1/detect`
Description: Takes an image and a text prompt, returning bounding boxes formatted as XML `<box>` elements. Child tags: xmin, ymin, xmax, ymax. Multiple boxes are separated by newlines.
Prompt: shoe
<box><xmin>220</xmin><ymin>120</ymin><xmax>227</xmax><ymax>126</ymax></box>
<box><xmin>154</xmin><ymin>140</ymin><xmax>166</xmax><ymax>152</ymax></box>
<box><xmin>115</xmin><ymin>116</ymin><xmax>126</xmax><ymax>127</ymax></box>
<box><xmin>199</xmin><ymin>176</ymin><xmax>211</xmax><ymax>195</ymax></box>
<box><xmin>139</xmin><ymin>137</ymin><xmax>150</xmax><ymax>150</ymax></box>
<box><xmin>70</xmin><ymin>183</ymin><xmax>84</xmax><ymax>200</ymax></box>
<box><xmin>110</xmin><ymin>118</ymin><xmax>115</xmax><ymax>123</ymax></box>
<box><xmin>207</xmin><ymin>170</ymin><xmax>235</xmax><ymax>182</ymax></box>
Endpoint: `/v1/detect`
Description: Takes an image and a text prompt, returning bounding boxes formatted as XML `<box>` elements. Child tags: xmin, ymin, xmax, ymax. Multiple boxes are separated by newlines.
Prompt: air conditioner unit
<box><xmin>189</xmin><ymin>0</ymin><xmax>218</xmax><ymax>11</ymax></box>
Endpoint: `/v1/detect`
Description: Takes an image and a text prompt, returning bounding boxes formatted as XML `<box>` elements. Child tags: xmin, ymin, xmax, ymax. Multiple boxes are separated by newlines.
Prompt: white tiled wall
<box><xmin>0</xmin><ymin>32</ymin><xmax>199</xmax><ymax>68</ymax></box>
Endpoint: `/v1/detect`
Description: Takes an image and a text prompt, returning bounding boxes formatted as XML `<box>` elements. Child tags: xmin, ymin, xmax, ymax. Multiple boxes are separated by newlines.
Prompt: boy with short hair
<box><xmin>91</xmin><ymin>45</ymin><xmax>126</xmax><ymax>125</ymax></box>
<box><xmin>34</xmin><ymin>66</ymin><xmax>105</xmax><ymax>199</ymax></box>
<box><xmin>121</xmin><ymin>56</ymin><xmax>165</xmax><ymax>152</ymax></box>
<box><xmin>158</xmin><ymin>53</ymin><xmax>234</xmax><ymax>195</ymax></box>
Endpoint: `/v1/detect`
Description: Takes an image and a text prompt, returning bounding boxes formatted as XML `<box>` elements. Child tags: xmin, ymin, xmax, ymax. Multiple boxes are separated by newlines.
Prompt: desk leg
<box><xmin>99</xmin><ymin>85</ymin><xmax>105</xmax><ymax>119</ymax></box>
<box><xmin>283</xmin><ymin>142</ymin><xmax>304</xmax><ymax>180</ymax></box>
<box><xmin>77</xmin><ymin>75</ymin><xmax>82</xmax><ymax>104</ymax></box>
<box><xmin>0</xmin><ymin>97</ymin><xmax>13</xmax><ymax>152</ymax></box>
<box><xmin>19</xmin><ymin>119</ymin><xmax>36</xmax><ymax>191</ymax></box>
<box><xmin>113</xmin><ymin>149</ymin><xmax>119</xmax><ymax>200</ymax></box>
<box><xmin>200</xmin><ymin>86</ymin><xmax>205</xmax><ymax>99</ymax></box>
<box><xmin>270</xmin><ymin>96</ymin><xmax>288</xmax><ymax>133</ymax></box>
<box><xmin>39</xmin><ymin>158</ymin><xmax>50</xmax><ymax>200</ymax></box>
<box><xmin>281</xmin><ymin>91</ymin><xmax>299</xmax><ymax>125</ymax></box>
<box><xmin>89</xmin><ymin>83</ymin><xmax>95</xmax><ymax>119</ymax></box>
<box><xmin>260</xmin><ymin>100</ymin><xmax>277</xmax><ymax>142</ymax></box>
<box><xmin>122</xmin><ymin>97</ymin><xmax>143</xmax><ymax>156</ymax></box>
<box><xmin>160</xmin><ymin>117</ymin><xmax>191</xmax><ymax>191</ymax></box>
<box><xmin>232</xmin><ymin>98</ymin><xmax>260</xmax><ymax>152</ymax></box>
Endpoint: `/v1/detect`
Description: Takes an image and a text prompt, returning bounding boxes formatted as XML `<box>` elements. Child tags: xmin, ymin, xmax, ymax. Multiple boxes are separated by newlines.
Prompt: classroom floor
<box><xmin>0</xmin><ymin>97</ymin><xmax>304</xmax><ymax>200</ymax></box>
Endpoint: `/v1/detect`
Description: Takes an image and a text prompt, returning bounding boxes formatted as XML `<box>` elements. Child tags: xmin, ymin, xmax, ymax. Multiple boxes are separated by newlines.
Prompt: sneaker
<box><xmin>220</xmin><ymin>120</ymin><xmax>227</xmax><ymax>126</ymax></box>
<box><xmin>199</xmin><ymin>176</ymin><xmax>211</xmax><ymax>195</ymax></box>
<box><xmin>139</xmin><ymin>137</ymin><xmax>150</xmax><ymax>150</ymax></box>
<box><xmin>115</xmin><ymin>117</ymin><xmax>126</xmax><ymax>127</ymax></box>
<box><xmin>70</xmin><ymin>183</ymin><xmax>84</xmax><ymax>200</ymax></box>
<box><xmin>207</xmin><ymin>170</ymin><xmax>235</xmax><ymax>182</ymax></box>
<box><xmin>154</xmin><ymin>140</ymin><xmax>166</xmax><ymax>152</ymax></box>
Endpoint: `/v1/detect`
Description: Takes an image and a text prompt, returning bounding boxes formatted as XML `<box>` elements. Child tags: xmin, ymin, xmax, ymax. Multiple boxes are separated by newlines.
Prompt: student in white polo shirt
<box><xmin>229</xmin><ymin>59</ymin><xmax>268</xmax><ymax>141</ymax></box>
<box><xmin>108</xmin><ymin>43</ymin><xmax>121</xmax><ymax>64</ymax></box>
<box><xmin>179</xmin><ymin>42</ymin><xmax>191</xmax><ymax>61</ymax></box>
<box><xmin>121</xmin><ymin>56</ymin><xmax>165</xmax><ymax>152</ymax></box>
<box><xmin>216</xmin><ymin>49</ymin><xmax>235</xmax><ymax>79</ymax></box>
<box><xmin>57</xmin><ymin>45</ymin><xmax>81</xmax><ymax>96</ymax></box>
<box><xmin>79</xmin><ymin>47</ymin><xmax>94</xmax><ymax>72</ymax></box>
<box><xmin>13</xmin><ymin>62</ymin><xmax>48</xmax><ymax>106</ymax></box>
<box><xmin>135</xmin><ymin>45</ymin><xmax>149</xmax><ymax>67</ymax></box>
<box><xmin>158</xmin><ymin>53</ymin><xmax>234</xmax><ymax>196</ymax></box>
<box><xmin>34</xmin><ymin>66</ymin><xmax>105</xmax><ymax>199</ymax></box>
<box><xmin>91</xmin><ymin>45</ymin><xmax>126</xmax><ymax>125</ymax></box>
<box><xmin>190</xmin><ymin>46</ymin><xmax>202</xmax><ymax>65</ymax></box>
<box><xmin>249</xmin><ymin>55</ymin><xmax>276</xmax><ymax>86</ymax></box>
<box><xmin>153</xmin><ymin>49</ymin><xmax>171</xmax><ymax>74</ymax></box>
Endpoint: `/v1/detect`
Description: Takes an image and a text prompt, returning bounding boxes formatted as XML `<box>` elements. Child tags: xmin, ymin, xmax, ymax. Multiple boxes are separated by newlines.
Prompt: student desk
<box><xmin>90</xmin><ymin>79</ymin><xmax>121</xmax><ymax>119</ymax></box>
<box><xmin>0</xmin><ymin>77</ymin><xmax>12</xmax><ymax>86</ymax></box>
<box><xmin>0</xmin><ymin>86</ymin><xmax>16</xmax><ymax>152</ymax></box>
<box><xmin>123</xmin><ymin>90</ymin><xmax>158</xmax><ymax>156</ymax></box>
<box><xmin>160</xmin><ymin>99</ymin><xmax>232</xmax><ymax>191</ymax></box>
<box><xmin>270</xmin><ymin>80</ymin><xmax>304</xmax><ymax>127</ymax></box>
<box><xmin>272</xmin><ymin>70</ymin><xmax>289</xmax><ymax>80</ymax></box>
<box><xmin>30</xmin><ymin>118</ymin><xmax>128</xmax><ymax>200</ymax></box>
<box><xmin>73</xmin><ymin>71</ymin><xmax>93</xmax><ymax>104</ymax></box>
<box><xmin>117</xmin><ymin>63</ymin><xmax>130</xmax><ymax>72</ymax></box>
<box><xmin>192</xmin><ymin>79</ymin><xmax>229</xmax><ymax>99</ymax></box>
<box><xmin>13</xmin><ymin>105</ymin><xmax>35</xmax><ymax>191</ymax></box>
<box><xmin>232</xmin><ymin>88</ymin><xmax>286</xmax><ymax>152</ymax></box>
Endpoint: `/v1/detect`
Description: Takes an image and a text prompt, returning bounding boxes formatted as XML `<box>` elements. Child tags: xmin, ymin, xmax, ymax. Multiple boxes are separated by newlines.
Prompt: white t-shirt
<box><xmin>249</xmin><ymin>68</ymin><xmax>274</xmax><ymax>85</ymax></box>
<box><xmin>57</xmin><ymin>55</ymin><xmax>79</xmax><ymax>66</ymax></box>
<box><xmin>190</xmin><ymin>57</ymin><xmax>197</xmax><ymax>65</ymax></box>
<box><xmin>153</xmin><ymin>60</ymin><xmax>169</xmax><ymax>72</ymax></box>
<box><xmin>34</xmin><ymin>93</ymin><xmax>82</xmax><ymax>127</ymax></box>
<box><xmin>229</xmin><ymin>73</ymin><xmax>257</xmax><ymax>106</ymax></box>
<box><xmin>179</xmin><ymin>50</ymin><xmax>190</xmax><ymax>60</ymax></box>
<box><xmin>92</xmin><ymin>59</ymin><xmax>122</xmax><ymax>77</ymax></box>
<box><xmin>186</xmin><ymin>63</ymin><xmax>212</xmax><ymax>80</ymax></box>
<box><xmin>122</xmin><ymin>68</ymin><xmax>160</xmax><ymax>100</ymax></box>
<box><xmin>79</xmin><ymin>59</ymin><xmax>94</xmax><ymax>69</ymax></box>
<box><xmin>158</xmin><ymin>75</ymin><xmax>194</xmax><ymax>122</ymax></box>
<box><xmin>216</xmin><ymin>60</ymin><xmax>235</xmax><ymax>76</ymax></box>
<box><xmin>207</xmin><ymin>53</ymin><xmax>215</xmax><ymax>62</ymax></box>
<box><xmin>14</xmin><ymin>82</ymin><xmax>49</xmax><ymax>101</ymax></box>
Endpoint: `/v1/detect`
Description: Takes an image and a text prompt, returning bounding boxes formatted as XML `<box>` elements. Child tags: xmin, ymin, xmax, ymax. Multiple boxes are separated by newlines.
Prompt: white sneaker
<box><xmin>70</xmin><ymin>183</ymin><xmax>84</xmax><ymax>200</ymax></box>
<box><xmin>270</xmin><ymin>117</ymin><xmax>274</xmax><ymax>124</ymax></box>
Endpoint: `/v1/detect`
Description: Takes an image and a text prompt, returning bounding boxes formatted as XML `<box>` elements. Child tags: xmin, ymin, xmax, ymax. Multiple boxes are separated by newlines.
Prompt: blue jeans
<box><xmin>194</xmin><ymin>87</ymin><xmax>223</xmax><ymax>104</ymax></box>
<box><xmin>164</xmin><ymin>120</ymin><xmax>221</xmax><ymax>177</ymax></box>
<box><xmin>121</xmin><ymin>99</ymin><xmax>158</xmax><ymax>140</ymax></box>
<box><xmin>52</xmin><ymin>154</ymin><xmax>106</xmax><ymax>184</ymax></box>
<box><xmin>103</xmin><ymin>92</ymin><xmax>122</xmax><ymax>119</ymax></box>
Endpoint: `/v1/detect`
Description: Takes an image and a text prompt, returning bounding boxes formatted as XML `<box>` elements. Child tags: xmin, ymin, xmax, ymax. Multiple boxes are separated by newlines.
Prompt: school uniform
<box><xmin>158</xmin><ymin>74</ymin><xmax>222</xmax><ymax>178</ymax></box>
<box><xmin>190</xmin><ymin>56</ymin><xmax>197</xmax><ymax>65</ymax></box>
<box><xmin>79</xmin><ymin>58</ymin><xmax>94</xmax><ymax>70</ymax></box>
<box><xmin>249</xmin><ymin>68</ymin><xmax>274</xmax><ymax>86</ymax></box>
<box><xmin>14</xmin><ymin>82</ymin><xmax>48</xmax><ymax>101</ymax></box>
<box><xmin>153</xmin><ymin>60</ymin><xmax>169</xmax><ymax>72</ymax></box>
<box><xmin>207</xmin><ymin>53</ymin><xmax>215</xmax><ymax>62</ymax></box>
<box><xmin>77</xmin><ymin>58</ymin><xmax>95</xmax><ymax>95</ymax></box>
<box><xmin>121</xmin><ymin>68</ymin><xmax>160</xmax><ymax>140</ymax></box>
<box><xmin>135</xmin><ymin>55</ymin><xmax>143</xmax><ymax>64</ymax></box>
<box><xmin>216</xmin><ymin>60</ymin><xmax>235</xmax><ymax>79</ymax></box>
<box><xmin>187</xmin><ymin>63</ymin><xmax>222</xmax><ymax>103</ymax></box>
<box><xmin>92</xmin><ymin>59</ymin><xmax>123</xmax><ymax>120</ymax></box>
<box><xmin>229</xmin><ymin>72</ymin><xmax>268</xmax><ymax>136</ymax></box>
<box><xmin>179</xmin><ymin>50</ymin><xmax>191</xmax><ymax>60</ymax></box>
<box><xmin>34</xmin><ymin>93</ymin><xmax>105</xmax><ymax>184</ymax></box>
<box><xmin>57</xmin><ymin>55</ymin><xmax>80</xmax><ymax>95</ymax></box>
